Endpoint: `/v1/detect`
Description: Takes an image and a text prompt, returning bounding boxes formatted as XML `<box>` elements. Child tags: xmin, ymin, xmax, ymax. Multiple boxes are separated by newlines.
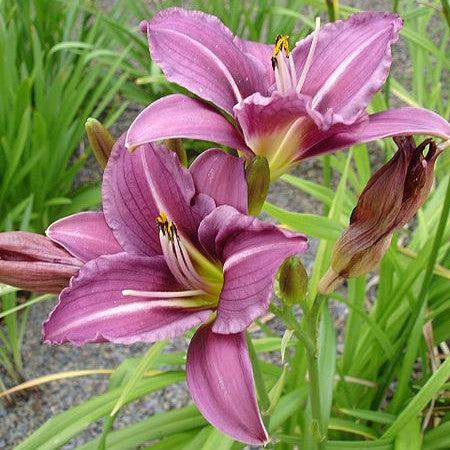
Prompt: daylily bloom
<box><xmin>34</xmin><ymin>138</ymin><xmax>306</xmax><ymax>444</ymax></box>
<box><xmin>319</xmin><ymin>136</ymin><xmax>442</xmax><ymax>293</ymax></box>
<box><xmin>126</xmin><ymin>8</ymin><xmax>450</xmax><ymax>179</ymax></box>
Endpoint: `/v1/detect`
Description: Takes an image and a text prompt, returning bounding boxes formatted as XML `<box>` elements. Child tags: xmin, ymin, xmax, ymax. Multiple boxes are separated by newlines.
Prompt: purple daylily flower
<box><xmin>126</xmin><ymin>8</ymin><xmax>450</xmax><ymax>179</ymax></box>
<box><xmin>41</xmin><ymin>137</ymin><xmax>307</xmax><ymax>445</ymax></box>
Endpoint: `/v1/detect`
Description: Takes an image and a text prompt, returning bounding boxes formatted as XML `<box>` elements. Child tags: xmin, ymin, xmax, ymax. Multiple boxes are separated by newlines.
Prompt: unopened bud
<box><xmin>165</xmin><ymin>139</ymin><xmax>187</xmax><ymax>167</ymax></box>
<box><xmin>245</xmin><ymin>155</ymin><xmax>270</xmax><ymax>216</ymax></box>
<box><xmin>319</xmin><ymin>136</ymin><xmax>440</xmax><ymax>294</ymax></box>
<box><xmin>85</xmin><ymin>118</ymin><xmax>115</xmax><ymax>169</ymax></box>
<box><xmin>0</xmin><ymin>232</ymin><xmax>82</xmax><ymax>294</ymax></box>
<box><xmin>278</xmin><ymin>256</ymin><xmax>308</xmax><ymax>305</ymax></box>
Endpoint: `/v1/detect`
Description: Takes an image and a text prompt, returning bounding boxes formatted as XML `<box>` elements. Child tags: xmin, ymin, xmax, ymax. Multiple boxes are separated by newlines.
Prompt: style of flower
<box><xmin>126</xmin><ymin>8</ymin><xmax>450</xmax><ymax>179</ymax></box>
<box><xmin>319</xmin><ymin>136</ymin><xmax>441</xmax><ymax>293</ymax></box>
<box><xmin>0</xmin><ymin>137</ymin><xmax>308</xmax><ymax>444</ymax></box>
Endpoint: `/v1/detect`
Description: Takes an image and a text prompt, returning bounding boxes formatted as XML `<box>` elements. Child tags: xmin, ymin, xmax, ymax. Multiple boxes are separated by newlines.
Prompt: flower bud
<box><xmin>245</xmin><ymin>155</ymin><xmax>270</xmax><ymax>216</ymax></box>
<box><xmin>319</xmin><ymin>136</ymin><xmax>440</xmax><ymax>294</ymax></box>
<box><xmin>278</xmin><ymin>256</ymin><xmax>308</xmax><ymax>305</ymax></box>
<box><xmin>165</xmin><ymin>138</ymin><xmax>187</xmax><ymax>167</ymax></box>
<box><xmin>85</xmin><ymin>118</ymin><xmax>115</xmax><ymax>169</ymax></box>
<box><xmin>0</xmin><ymin>232</ymin><xmax>82</xmax><ymax>294</ymax></box>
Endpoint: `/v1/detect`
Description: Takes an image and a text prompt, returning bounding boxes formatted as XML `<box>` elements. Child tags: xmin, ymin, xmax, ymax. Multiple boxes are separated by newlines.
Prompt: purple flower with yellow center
<box><xmin>126</xmin><ymin>8</ymin><xmax>450</xmax><ymax>179</ymax></box>
<box><xmin>26</xmin><ymin>138</ymin><xmax>306</xmax><ymax>445</ymax></box>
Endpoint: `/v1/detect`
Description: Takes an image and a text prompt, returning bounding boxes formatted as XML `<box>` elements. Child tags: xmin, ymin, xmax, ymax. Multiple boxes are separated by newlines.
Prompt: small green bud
<box><xmin>245</xmin><ymin>155</ymin><xmax>270</xmax><ymax>216</ymax></box>
<box><xmin>85</xmin><ymin>118</ymin><xmax>115</xmax><ymax>169</ymax></box>
<box><xmin>278</xmin><ymin>256</ymin><xmax>308</xmax><ymax>305</ymax></box>
<box><xmin>165</xmin><ymin>139</ymin><xmax>187</xmax><ymax>167</ymax></box>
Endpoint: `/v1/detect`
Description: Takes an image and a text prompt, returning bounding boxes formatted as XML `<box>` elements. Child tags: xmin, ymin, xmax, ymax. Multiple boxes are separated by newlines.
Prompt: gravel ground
<box><xmin>0</xmin><ymin>0</ymin><xmax>435</xmax><ymax>447</ymax></box>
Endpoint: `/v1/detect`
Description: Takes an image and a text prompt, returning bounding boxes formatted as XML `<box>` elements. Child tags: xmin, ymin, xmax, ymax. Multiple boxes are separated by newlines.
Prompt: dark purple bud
<box><xmin>319</xmin><ymin>136</ymin><xmax>440</xmax><ymax>294</ymax></box>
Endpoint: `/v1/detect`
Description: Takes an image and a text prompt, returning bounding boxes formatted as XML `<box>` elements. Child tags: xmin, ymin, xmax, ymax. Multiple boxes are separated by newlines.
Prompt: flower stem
<box><xmin>269</xmin><ymin>304</ymin><xmax>315</xmax><ymax>355</ymax></box>
<box><xmin>325</xmin><ymin>0</ymin><xmax>339</xmax><ymax>21</ymax></box>
<box><xmin>305</xmin><ymin>295</ymin><xmax>326</xmax><ymax>449</ymax></box>
<box><xmin>441</xmin><ymin>0</ymin><xmax>450</xmax><ymax>30</ymax></box>
<box><xmin>273</xmin><ymin>298</ymin><xmax>327</xmax><ymax>447</ymax></box>
<box><xmin>417</xmin><ymin>175</ymin><xmax>450</xmax><ymax>303</ymax></box>
<box><xmin>246</xmin><ymin>331</ymin><xmax>271</xmax><ymax>414</ymax></box>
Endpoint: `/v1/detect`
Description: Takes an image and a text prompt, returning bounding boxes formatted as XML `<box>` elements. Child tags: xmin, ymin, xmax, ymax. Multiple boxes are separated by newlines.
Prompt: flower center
<box><xmin>156</xmin><ymin>212</ymin><xmax>206</xmax><ymax>292</ymax></box>
<box><xmin>122</xmin><ymin>212</ymin><xmax>223</xmax><ymax>310</ymax></box>
<box><xmin>271</xmin><ymin>18</ymin><xmax>321</xmax><ymax>94</ymax></box>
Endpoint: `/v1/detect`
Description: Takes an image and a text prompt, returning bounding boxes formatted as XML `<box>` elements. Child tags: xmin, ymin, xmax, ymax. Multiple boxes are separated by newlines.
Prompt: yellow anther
<box><xmin>155</xmin><ymin>212</ymin><xmax>177</xmax><ymax>241</ymax></box>
<box><xmin>273</xmin><ymin>34</ymin><xmax>290</xmax><ymax>58</ymax></box>
<box><xmin>167</xmin><ymin>221</ymin><xmax>177</xmax><ymax>240</ymax></box>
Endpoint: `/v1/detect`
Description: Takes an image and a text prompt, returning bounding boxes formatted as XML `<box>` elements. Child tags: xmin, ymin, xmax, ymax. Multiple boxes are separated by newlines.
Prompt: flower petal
<box><xmin>293</xmin><ymin>12</ymin><xmax>403</xmax><ymax>128</ymax></box>
<box><xmin>126</xmin><ymin>94</ymin><xmax>248</xmax><ymax>152</ymax></box>
<box><xmin>139</xmin><ymin>142</ymin><xmax>215</xmax><ymax>245</ymax></box>
<box><xmin>102</xmin><ymin>135</ymin><xmax>162</xmax><ymax>256</ymax></box>
<box><xmin>42</xmin><ymin>253</ymin><xmax>212</xmax><ymax>345</ymax></box>
<box><xmin>186</xmin><ymin>324</ymin><xmax>268</xmax><ymax>445</ymax></box>
<box><xmin>198</xmin><ymin>206</ymin><xmax>308</xmax><ymax>333</ymax></box>
<box><xmin>189</xmin><ymin>149</ymin><xmax>248</xmax><ymax>214</ymax></box>
<box><xmin>143</xmin><ymin>8</ymin><xmax>266</xmax><ymax>113</ymax></box>
<box><xmin>233</xmin><ymin>37</ymin><xmax>274</xmax><ymax>89</ymax></box>
<box><xmin>47</xmin><ymin>212</ymin><xmax>122</xmax><ymax>262</ymax></box>
<box><xmin>234</xmin><ymin>91</ymin><xmax>320</xmax><ymax>178</ymax></box>
<box><xmin>0</xmin><ymin>232</ymin><xmax>82</xmax><ymax>294</ymax></box>
<box><xmin>302</xmin><ymin>107</ymin><xmax>450</xmax><ymax>159</ymax></box>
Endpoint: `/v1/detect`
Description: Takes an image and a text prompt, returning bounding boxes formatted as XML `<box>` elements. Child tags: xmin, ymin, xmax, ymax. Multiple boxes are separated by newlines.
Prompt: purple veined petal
<box><xmin>102</xmin><ymin>135</ymin><xmax>162</xmax><ymax>257</ymax></box>
<box><xmin>292</xmin><ymin>11</ymin><xmax>403</xmax><ymax>128</ymax></box>
<box><xmin>0</xmin><ymin>231</ymin><xmax>82</xmax><ymax>294</ymax></box>
<box><xmin>47</xmin><ymin>211</ymin><xmax>122</xmax><ymax>263</ymax></box>
<box><xmin>139</xmin><ymin>143</ymin><xmax>215</xmax><ymax>245</ymax></box>
<box><xmin>198</xmin><ymin>205</ymin><xmax>307</xmax><ymax>333</ymax></box>
<box><xmin>186</xmin><ymin>324</ymin><xmax>269</xmax><ymax>445</ymax></box>
<box><xmin>125</xmin><ymin>94</ymin><xmax>249</xmax><ymax>153</ymax></box>
<box><xmin>233</xmin><ymin>36</ymin><xmax>274</xmax><ymax>91</ymax></box>
<box><xmin>302</xmin><ymin>107</ymin><xmax>450</xmax><ymax>159</ymax></box>
<box><xmin>234</xmin><ymin>91</ymin><xmax>321</xmax><ymax>179</ymax></box>
<box><xmin>43</xmin><ymin>253</ymin><xmax>212</xmax><ymax>345</ymax></box>
<box><xmin>142</xmin><ymin>8</ymin><xmax>266</xmax><ymax>113</ymax></box>
<box><xmin>189</xmin><ymin>149</ymin><xmax>248</xmax><ymax>214</ymax></box>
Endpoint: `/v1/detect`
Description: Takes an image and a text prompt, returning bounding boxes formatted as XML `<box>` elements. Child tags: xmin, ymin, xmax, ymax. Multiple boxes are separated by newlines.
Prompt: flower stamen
<box><xmin>272</xmin><ymin>34</ymin><xmax>297</xmax><ymax>92</ymax></box>
<box><xmin>155</xmin><ymin>212</ymin><xmax>213</xmax><ymax>294</ymax></box>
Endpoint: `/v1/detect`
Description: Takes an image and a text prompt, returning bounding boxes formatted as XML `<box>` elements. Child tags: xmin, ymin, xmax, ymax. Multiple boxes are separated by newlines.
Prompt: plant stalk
<box><xmin>441</xmin><ymin>0</ymin><xmax>450</xmax><ymax>30</ymax></box>
<box><xmin>246</xmin><ymin>332</ymin><xmax>271</xmax><ymax>414</ymax></box>
<box><xmin>305</xmin><ymin>295</ymin><xmax>326</xmax><ymax>449</ymax></box>
<box><xmin>325</xmin><ymin>0</ymin><xmax>339</xmax><ymax>21</ymax></box>
<box><xmin>269</xmin><ymin>305</ymin><xmax>315</xmax><ymax>355</ymax></box>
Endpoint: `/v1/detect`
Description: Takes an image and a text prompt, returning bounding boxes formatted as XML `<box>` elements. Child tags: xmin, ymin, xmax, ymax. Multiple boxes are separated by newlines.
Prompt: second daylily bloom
<box><xmin>29</xmin><ymin>138</ymin><xmax>306</xmax><ymax>444</ymax></box>
<box><xmin>126</xmin><ymin>8</ymin><xmax>450</xmax><ymax>178</ymax></box>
